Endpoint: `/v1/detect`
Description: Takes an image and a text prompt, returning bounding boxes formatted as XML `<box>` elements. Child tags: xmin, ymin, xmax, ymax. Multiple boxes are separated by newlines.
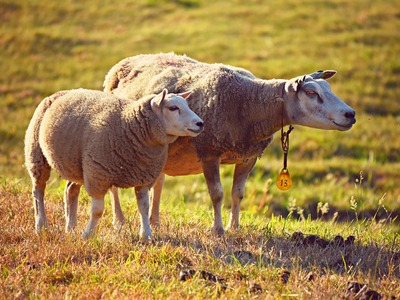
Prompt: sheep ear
<box><xmin>309</xmin><ymin>70</ymin><xmax>337</xmax><ymax>80</ymax></box>
<box><xmin>285</xmin><ymin>76</ymin><xmax>304</xmax><ymax>93</ymax></box>
<box><xmin>160</xmin><ymin>89</ymin><xmax>168</xmax><ymax>102</ymax></box>
<box><xmin>153</xmin><ymin>89</ymin><xmax>168</xmax><ymax>106</ymax></box>
<box><xmin>178</xmin><ymin>91</ymin><xmax>192</xmax><ymax>100</ymax></box>
<box><xmin>285</xmin><ymin>79</ymin><xmax>298</xmax><ymax>93</ymax></box>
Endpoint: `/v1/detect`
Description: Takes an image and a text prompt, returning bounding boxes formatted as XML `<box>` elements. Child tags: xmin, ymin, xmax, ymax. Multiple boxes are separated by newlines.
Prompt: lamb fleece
<box><xmin>25</xmin><ymin>89</ymin><xmax>176</xmax><ymax>199</ymax></box>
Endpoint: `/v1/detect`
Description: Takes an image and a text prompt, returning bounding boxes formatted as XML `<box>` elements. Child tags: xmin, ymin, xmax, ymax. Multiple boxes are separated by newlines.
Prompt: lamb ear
<box><xmin>309</xmin><ymin>70</ymin><xmax>337</xmax><ymax>80</ymax></box>
<box><xmin>178</xmin><ymin>90</ymin><xmax>192</xmax><ymax>100</ymax></box>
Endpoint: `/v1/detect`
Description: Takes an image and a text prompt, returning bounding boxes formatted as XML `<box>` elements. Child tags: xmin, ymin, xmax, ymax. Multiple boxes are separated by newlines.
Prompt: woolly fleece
<box><xmin>104</xmin><ymin>53</ymin><xmax>287</xmax><ymax>174</ymax></box>
<box><xmin>25</xmin><ymin>89</ymin><xmax>175</xmax><ymax>198</ymax></box>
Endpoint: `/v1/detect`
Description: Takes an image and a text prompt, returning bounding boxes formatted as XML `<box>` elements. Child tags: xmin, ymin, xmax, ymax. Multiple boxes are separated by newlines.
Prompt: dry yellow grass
<box><xmin>1</xmin><ymin>181</ymin><xmax>398</xmax><ymax>299</ymax></box>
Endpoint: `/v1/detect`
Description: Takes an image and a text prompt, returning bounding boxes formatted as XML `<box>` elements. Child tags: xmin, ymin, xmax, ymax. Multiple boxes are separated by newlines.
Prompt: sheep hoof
<box><xmin>141</xmin><ymin>230</ymin><xmax>152</xmax><ymax>238</ymax></box>
<box><xmin>226</xmin><ymin>223</ymin><xmax>240</xmax><ymax>231</ymax></box>
<box><xmin>140</xmin><ymin>234</ymin><xmax>152</xmax><ymax>243</ymax></box>
<box><xmin>81</xmin><ymin>230</ymin><xmax>94</xmax><ymax>240</ymax></box>
<box><xmin>65</xmin><ymin>222</ymin><xmax>78</xmax><ymax>233</ymax></box>
<box><xmin>211</xmin><ymin>226</ymin><xmax>225</xmax><ymax>237</ymax></box>
<box><xmin>149</xmin><ymin>218</ymin><xmax>160</xmax><ymax>229</ymax></box>
<box><xmin>112</xmin><ymin>220</ymin><xmax>125</xmax><ymax>231</ymax></box>
<box><xmin>35</xmin><ymin>220</ymin><xmax>48</xmax><ymax>233</ymax></box>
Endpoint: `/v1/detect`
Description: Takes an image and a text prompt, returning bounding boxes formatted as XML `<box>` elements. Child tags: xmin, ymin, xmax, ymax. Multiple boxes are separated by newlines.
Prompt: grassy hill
<box><xmin>1</xmin><ymin>0</ymin><xmax>399</xmax><ymax>298</ymax></box>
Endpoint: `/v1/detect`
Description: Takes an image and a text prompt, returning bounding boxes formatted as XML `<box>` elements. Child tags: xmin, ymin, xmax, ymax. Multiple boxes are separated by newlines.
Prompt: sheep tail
<box><xmin>24</xmin><ymin>91</ymin><xmax>68</xmax><ymax>183</ymax></box>
<box><xmin>103</xmin><ymin>59</ymin><xmax>137</xmax><ymax>92</ymax></box>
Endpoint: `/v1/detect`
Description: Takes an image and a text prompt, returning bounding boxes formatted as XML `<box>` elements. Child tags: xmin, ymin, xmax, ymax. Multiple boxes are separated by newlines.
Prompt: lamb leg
<box><xmin>110</xmin><ymin>186</ymin><xmax>125</xmax><ymax>229</ymax></box>
<box><xmin>135</xmin><ymin>186</ymin><xmax>152</xmax><ymax>239</ymax></box>
<box><xmin>64</xmin><ymin>181</ymin><xmax>81</xmax><ymax>232</ymax></box>
<box><xmin>149</xmin><ymin>173</ymin><xmax>165</xmax><ymax>228</ymax></box>
<box><xmin>82</xmin><ymin>197</ymin><xmax>105</xmax><ymax>239</ymax></box>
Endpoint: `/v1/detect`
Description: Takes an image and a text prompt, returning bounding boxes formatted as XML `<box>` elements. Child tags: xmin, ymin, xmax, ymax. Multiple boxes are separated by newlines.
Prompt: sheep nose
<box><xmin>196</xmin><ymin>121</ymin><xmax>204</xmax><ymax>129</ymax></box>
<box><xmin>344</xmin><ymin>110</ymin><xmax>355</xmax><ymax>119</ymax></box>
<box><xmin>344</xmin><ymin>110</ymin><xmax>356</xmax><ymax>125</ymax></box>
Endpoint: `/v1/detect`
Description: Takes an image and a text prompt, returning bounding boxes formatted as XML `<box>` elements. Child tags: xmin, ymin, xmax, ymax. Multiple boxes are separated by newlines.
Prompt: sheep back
<box><xmin>104</xmin><ymin>53</ymin><xmax>273</xmax><ymax>161</ymax></box>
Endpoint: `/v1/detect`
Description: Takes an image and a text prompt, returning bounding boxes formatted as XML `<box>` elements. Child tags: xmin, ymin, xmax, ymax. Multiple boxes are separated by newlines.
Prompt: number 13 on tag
<box><xmin>276</xmin><ymin>169</ymin><xmax>292</xmax><ymax>191</ymax></box>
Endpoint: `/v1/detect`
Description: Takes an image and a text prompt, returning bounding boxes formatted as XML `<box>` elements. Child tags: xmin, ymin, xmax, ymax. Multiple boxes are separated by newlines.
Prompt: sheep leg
<box><xmin>227</xmin><ymin>158</ymin><xmax>257</xmax><ymax>230</ymax></box>
<box><xmin>64</xmin><ymin>181</ymin><xmax>81</xmax><ymax>232</ymax></box>
<box><xmin>82</xmin><ymin>197</ymin><xmax>105</xmax><ymax>239</ymax></box>
<box><xmin>29</xmin><ymin>162</ymin><xmax>51</xmax><ymax>232</ymax></box>
<box><xmin>149</xmin><ymin>173</ymin><xmax>165</xmax><ymax>228</ymax></box>
<box><xmin>32</xmin><ymin>181</ymin><xmax>48</xmax><ymax>232</ymax></box>
<box><xmin>202</xmin><ymin>158</ymin><xmax>225</xmax><ymax>236</ymax></box>
<box><xmin>135</xmin><ymin>186</ymin><xmax>152</xmax><ymax>239</ymax></box>
<box><xmin>110</xmin><ymin>186</ymin><xmax>125</xmax><ymax>229</ymax></box>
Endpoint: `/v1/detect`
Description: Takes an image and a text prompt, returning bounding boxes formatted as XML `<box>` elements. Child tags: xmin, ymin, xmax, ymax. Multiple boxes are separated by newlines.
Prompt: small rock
<box><xmin>357</xmin><ymin>289</ymin><xmax>382</xmax><ymax>300</ymax></box>
<box><xmin>391</xmin><ymin>252</ymin><xmax>400</xmax><ymax>260</ymax></box>
<box><xmin>180</xmin><ymin>269</ymin><xmax>227</xmax><ymax>290</ymax></box>
<box><xmin>280</xmin><ymin>270</ymin><xmax>290</xmax><ymax>284</ymax></box>
<box><xmin>232</xmin><ymin>250</ymin><xmax>255</xmax><ymax>265</ymax></box>
<box><xmin>303</xmin><ymin>234</ymin><xmax>319</xmax><ymax>246</ymax></box>
<box><xmin>291</xmin><ymin>231</ymin><xmax>304</xmax><ymax>245</ymax></box>
<box><xmin>316</xmin><ymin>238</ymin><xmax>330</xmax><ymax>248</ymax></box>
<box><xmin>249</xmin><ymin>283</ymin><xmax>263</xmax><ymax>294</ymax></box>
<box><xmin>26</xmin><ymin>261</ymin><xmax>36</xmax><ymax>270</ymax></box>
<box><xmin>345</xmin><ymin>235</ymin><xmax>356</xmax><ymax>246</ymax></box>
<box><xmin>305</xmin><ymin>271</ymin><xmax>317</xmax><ymax>282</ymax></box>
<box><xmin>200</xmin><ymin>270</ymin><xmax>225</xmax><ymax>284</ymax></box>
<box><xmin>199</xmin><ymin>270</ymin><xmax>227</xmax><ymax>291</ymax></box>
<box><xmin>200</xmin><ymin>270</ymin><xmax>217</xmax><ymax>282</ymax></box>
<box><xmin>346</xmin><ymin>281</ymin><xmax>375</xmax><ymax>299</ymax></box>
<box><xmin>347</xmin><ymin>281</ymin><xmax>366</xmax><ymax>294</ymax></box>
<box><xmin>233</xmin><ymin>270</ymin><xmax>247</xmax><ymax>281</ymax></box>
<box><xmin>332</xmin><ymin>235</ymin><xmax>345</xmax><ymax>247</ymax></box>
<box><xmin>179</xmin><ymin>269</ymin><xmax>196</xmax><ymax>281</ymax></box>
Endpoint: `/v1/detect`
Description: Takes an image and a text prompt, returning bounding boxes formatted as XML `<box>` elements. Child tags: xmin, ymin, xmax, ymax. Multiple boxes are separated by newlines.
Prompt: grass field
<box><xmin>1</xmin><ymin>0</ymin><xmax>399</xmax><ymax>298</ymax></box>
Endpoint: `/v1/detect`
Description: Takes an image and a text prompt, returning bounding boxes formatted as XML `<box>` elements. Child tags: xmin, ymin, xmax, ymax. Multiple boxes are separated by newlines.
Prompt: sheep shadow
<box><xmin>152</xmin><ymin>227</ymin><xmax>400</xmax><ymax>280</ymax></box>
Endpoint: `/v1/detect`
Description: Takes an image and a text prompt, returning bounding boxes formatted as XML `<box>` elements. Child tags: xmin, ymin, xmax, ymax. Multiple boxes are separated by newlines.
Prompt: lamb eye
<box><xmin>168</xmin><ymin>106</ymin><xmax>179</xmax><ymax>111</ymax></box>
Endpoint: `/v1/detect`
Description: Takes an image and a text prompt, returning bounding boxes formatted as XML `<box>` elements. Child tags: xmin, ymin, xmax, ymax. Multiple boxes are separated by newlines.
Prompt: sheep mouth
<box><xmin>333</xmin><ymin>121</ymin><xmax>354</xmax><ymax>130</ymax></box>
<box><xmin>188</xmin><ymin>128</ymin><xmax>203</xmax><ymax>134</ymax></box>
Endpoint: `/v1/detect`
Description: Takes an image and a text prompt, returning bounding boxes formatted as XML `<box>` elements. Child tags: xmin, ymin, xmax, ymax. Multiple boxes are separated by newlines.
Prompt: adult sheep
<box><xmin>24</xmin><ymin>88</ymin><xmax>204</xmax><ymax>239</ymax></box>
<box><xmin>103</xmin><ymin>53</ymin><xmax>356</xmax><ymax>236</ymax></box>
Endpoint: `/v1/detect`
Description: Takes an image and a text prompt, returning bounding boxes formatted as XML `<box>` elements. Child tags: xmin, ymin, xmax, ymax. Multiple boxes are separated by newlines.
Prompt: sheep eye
<box><xmin>305</xmin><ymin>90</ymin><xmax>316</xmax><ymax>96</ymax></box>
<box><xmin>168</xmin><ymin>106</ymin><xmax>179</xmax><ymax>111</ymax></box>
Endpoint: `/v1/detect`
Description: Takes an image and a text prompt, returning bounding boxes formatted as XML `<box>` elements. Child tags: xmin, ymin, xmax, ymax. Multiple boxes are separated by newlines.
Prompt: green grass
<box><xmin>1</xmin><ymin>0</ymin><xmax>399</xmax><ymax>298</ymax></box>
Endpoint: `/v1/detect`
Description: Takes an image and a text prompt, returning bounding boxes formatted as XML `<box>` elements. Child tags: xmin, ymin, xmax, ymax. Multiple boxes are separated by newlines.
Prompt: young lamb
<box><xmin>102</xmin><ymin>53</ymin><xmax>356</xmax><ymax>236</ymax></box>
<box><xmin>24</xmin><ymin>88</ymin><xmax>204</xmax><ymax>239</ymax></box>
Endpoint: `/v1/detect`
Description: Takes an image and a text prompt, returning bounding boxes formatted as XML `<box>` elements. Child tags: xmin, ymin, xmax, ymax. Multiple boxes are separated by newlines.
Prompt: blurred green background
<box><xmin>1</xmin><ymin>0</ymin><xmax>399</xmax><ymax>217</ymax></box>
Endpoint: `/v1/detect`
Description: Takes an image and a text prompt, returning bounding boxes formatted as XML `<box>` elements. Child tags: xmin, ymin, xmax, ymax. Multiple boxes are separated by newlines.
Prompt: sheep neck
<box><xmin>249</xmin><ymin>79</ymin><xmax>290</xmax><ymax>142</ymax></box>
<box><xmin>123</xmin><ymin>101</ymin><xmax>177</xmax><ymax>146</ymax></box>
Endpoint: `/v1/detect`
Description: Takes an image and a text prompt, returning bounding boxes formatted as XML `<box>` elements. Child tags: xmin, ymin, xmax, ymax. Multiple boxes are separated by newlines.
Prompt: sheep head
<box><xmin>151</xmin><ymin>89</ymin><xmax>204</xmax><ymax>137</ymax></box>
<box><xmin>283</xmin><ymin>70</ymin><xmax>356</xmax><ymax>131</ymax></box>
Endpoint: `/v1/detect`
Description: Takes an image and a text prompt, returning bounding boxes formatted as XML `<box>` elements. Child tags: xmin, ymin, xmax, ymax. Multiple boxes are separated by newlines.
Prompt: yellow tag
<box><xmin>276</xmin><ymin>169</ymin><xmax>292</xmax><ymax>191</ymax></box>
